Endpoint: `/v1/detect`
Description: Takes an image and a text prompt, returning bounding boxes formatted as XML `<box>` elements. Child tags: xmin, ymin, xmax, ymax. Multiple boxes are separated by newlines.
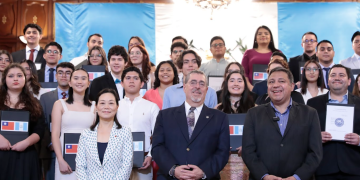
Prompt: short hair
<box><xmin>44</xmin><ymin>42</ymin><xmax>63</xmax><ymax>54</ymax></box>
<box><xmin>0</xmin><ymin>50</ymin><xmax>13</xmax><ymax>63</ymax></box>
<box><xmin>302</xmin><ymin>32</ymin><xmax>317</xmax><ymax>41</ymax></box>
<box><xmin>271</xmin><ymin>51</ymin><xmax>287</xmax><ymax>61</ymax></box>
<box><xmin>316</xmin><ymin>40</ymin><xmax>334</xmax><ymax>51</ymax></box>
<box><xmin>153</xmin><ymin>61</ymin><xmax>179</xmax><ymax>89</ymax></box>
<box><xmin>23</xmin><ymin>23</ymin><xmax>42</xmax><ymax>35</ymax></box>
<box><xmin>329</xmin><ymin>64</ymin><xmax>351</xmax><ymax>79</ymax></box>
<box><xmin>108</xmin><ymin>45</ymin><xmax>129</xmax><ymax>63</ymax></box>
<box><xmin>170</xmin><ymin>42</ymin><xmax>188</xmax><ymax>54</ymax></box>
<box><xmin>56</xmin><ymin>62</ymin><xmax>75</xmax><ymax>72</ymax></box>
<box><xmin>172</xmin><ymin>36</ymin><xmax>188</xmax><ymax>45</ymax></box>
<box><xmin>269</xmin><ymin>67</ymin><xmax>294</xmax><ymax>84</ymax></box>
<box><xmin>184</xmin><ymin>70</ymin><xmax>206</xmax><ymax>84</ymax></box>
<box><xmin>351</xmin><ymin>31</ymin><xmax>360</xmax><ymax>42</ymax></box>
<box><xmin>121</xmin><ymin>66</ymin><xmax>145</xmax><ymax>83</ymax></box>
<box><xmin>176</xmin><ymin>49</ymin><xmax>202</xmax><ymax>69</ymax></box>
<box><xmin>210</xmin><ymin>36</ymin><xmax>225</xmax><ymax>46</ymax></box>
<box><xmin>87</xmin><ymin>33</ymin><xmax>103</xmax><ymax>43</ymax></box>
<box><xmin>267</xmin><ymin>58</ymin><xmax>289</xmax><ymax>73</ymax></box>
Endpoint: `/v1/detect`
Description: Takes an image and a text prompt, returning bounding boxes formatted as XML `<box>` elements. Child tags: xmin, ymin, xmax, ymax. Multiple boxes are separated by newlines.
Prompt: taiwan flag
<box><xmin>229</xmin><ymin>125</ymin><xmax>243</xmax><ymax>136</ymax></box>
<box><xmin>65</xmin><ymin>144</ymin><xmax>78</xmax><ymax>154</ymax></box>
<box><xmin>88</xmin><ymin>72</ymin><xmax>105</xmax><ymax>81</ymax></box>
<box><xmin>1</xmin><ymin>121</ymin><xmax>14</xmax><ymax>131</ymax></box>
<box><xmin>253</xmin><ymin>72</ymin><xmax>268</xmax><ymax>80</ymax></box>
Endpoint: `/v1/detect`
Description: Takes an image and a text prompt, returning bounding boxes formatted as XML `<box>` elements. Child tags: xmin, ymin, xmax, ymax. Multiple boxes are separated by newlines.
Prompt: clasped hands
<box><xmin>174</xmin><ymin>164</ymin><xmax>204</xmax><ymax>180</ymax></box>
<box><xmin>0</xmin><ymin>136</ymin><xmax>29</xmax><ymax>151</ymax></box>
<box><xmin>263</xmin><ymin>175</ymin><xmax>296</xmax><ymax>180</ymax></box>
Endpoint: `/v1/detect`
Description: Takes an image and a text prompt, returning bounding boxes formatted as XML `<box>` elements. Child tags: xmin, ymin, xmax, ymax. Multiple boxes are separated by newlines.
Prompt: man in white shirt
<box><xmin>118</xmin><ymin>66</ymin><xmax>159</xmax><ymax>180</ymax></box>
<box><xmin>340</xmin><ymin>31</ymin><xmax>360</xmax><ymax>69</ymax></box>
<box><xmin>70</xmin><ymin>33</ymin><xmax>103</xmax><ymax>69</ymax></box>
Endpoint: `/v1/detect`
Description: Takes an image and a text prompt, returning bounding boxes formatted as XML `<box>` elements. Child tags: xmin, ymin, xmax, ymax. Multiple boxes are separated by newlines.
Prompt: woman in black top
<box><xmin>0</xmin><ymin>64</ymin><xmax>45</xmax><ymax>179</ymax></box>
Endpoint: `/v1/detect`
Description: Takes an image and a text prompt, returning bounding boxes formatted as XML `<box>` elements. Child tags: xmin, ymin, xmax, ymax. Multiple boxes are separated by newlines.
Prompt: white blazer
<box><xmin>340</xmin><ymin>54</ymin><xmax>360</xmax><ymax>69</ymax></box>
<box><xmin>76</xmin><ymin>123</ymin><xmax>133</xmax><ymax>180</ymax></box>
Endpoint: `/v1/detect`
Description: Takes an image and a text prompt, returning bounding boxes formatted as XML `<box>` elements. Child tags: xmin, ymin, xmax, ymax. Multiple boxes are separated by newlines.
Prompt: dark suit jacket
<box><xmin>242</xmin><ymin>101</ymin><xmax>323</xmax><ymax>180</ymax></box>
<box><xmin>37</xmin><ymin>68</ymin><xmax>45</xmax><ymax>82</ymax></box>
<box><xmin>151</xmin><ymin>104</ymin><xmax>230</xmax><ymax>180</ymax></box>
<box><xmin>11</xmin><ymin>48</ymin><xmax>46</xmax><ymax>69</ymax></box>
<box><xmin>89</xmin><ymin>73</ymin><xmax>119</xmax><ymax>101</ymax></box>
<box><xmin>252</xmin><ymin>80</ymin><xmax>268</xmax><ymax>97</ymax></box>
<box><xmin>289</xmin><ymin>53</ymin><xmax>318</xmax><ymax>83</ymax></box>
<box><xmin>307</xmin><ymin>93</ymin><xmax>360</xmax><ymax>176</ymax></box>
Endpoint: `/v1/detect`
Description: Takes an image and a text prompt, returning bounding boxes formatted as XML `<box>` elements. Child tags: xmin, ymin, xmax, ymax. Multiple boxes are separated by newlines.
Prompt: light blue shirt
<box><xmin>57</xmin><ymin>87</ymin><xmax>68</xmax><ymax>100</ymax></box>
<box><xmin>162</xmin><ymin>82</ymin><xmax>218</xmax><ymax>109</ymax></box>
<box><xmin>45</xmin><ymin>65</ymin><xmax>57</xmax><ymax>82</ymax></box>
<box><xmin>328</xmin><ymin>92</ymin><xmax>348</xmax><ymax>104</ymax></box>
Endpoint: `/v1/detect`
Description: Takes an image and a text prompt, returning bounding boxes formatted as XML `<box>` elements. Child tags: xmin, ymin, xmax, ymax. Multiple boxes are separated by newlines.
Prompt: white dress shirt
<box><xmin>320</xmin><ymin>62</ymin><xmax>335</xmax><ymax>87</ymax></box>
<box><xmin>110</xmin><ymin>72</ymin><xmax>124</xmax><ymax>99</ymax></box>
<box><xmin>117</xmin><ymin>95</ymin><xmax>159</xmax><ymax>156</ymax></box>
<box><xmin>70</xmin><ymin>52</ymin><xmax>88</xmax><ymax>67</ymax></box>
<box><xmin>184</xmin><ymin>101</ymin><xmax>204</xmax><ymax>127</ymax></box>
<box><xmin>295</xmin><ymin>87</ymin><xmax>328</xmax><ymax>104</ymax></box>
<box><xmin>26</xmin><ymin>45</ymin><xmax>40</xmax><ymax>60</ymax></box>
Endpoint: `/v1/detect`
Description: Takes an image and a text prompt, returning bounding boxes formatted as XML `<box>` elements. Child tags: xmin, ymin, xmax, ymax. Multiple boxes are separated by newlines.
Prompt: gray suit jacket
<box><xmin>340</xmin><ymin>54</ymin><xmax>360</xmax><ymax>69</ymax></box>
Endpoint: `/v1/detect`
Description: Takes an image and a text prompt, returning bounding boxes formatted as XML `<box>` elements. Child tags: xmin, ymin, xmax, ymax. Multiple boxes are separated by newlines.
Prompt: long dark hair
<box><xmin>126</xmin><ymin>45</ymin><xmax>151</xmax><ymax>82</ymax></box>
<box><xmin>20</xmin><ymin>59</ymin><xmax>41</xmax><ymax>95</ymax></box>
<box><xmin>87</xmin><ymin>46</ymin><xmax>109</xmax><ymax>73</ymax></box>
<box><xmin>153</xmin><ymin>61</ymin><xmax>179</xmax><ymax>89</ymax></box>
<box><xmin>0</xmin><ymin>50</ymin><xmax>13</xmax><ymax>65</ymax></box>
<box><xmin>66</xmin><ymin>68</ymin><xmax>92</xmax><ymax>106</ymax></box>
<box><xmin>90</xmin><ymin>88</ymin><xmax>122</xmax><ymax>131</ymax></box>
<box><xmin>353</xmin><ymin>74</ymin><xmax>360</xmax><ymax>97</ymax></box>
<box><xmin>0</xmin><ymin>64</ymin><xmax>42</xmax><ymax>121</ymax></box>
<box><xmin>252</xmin><ymin>25</ymin><xmax>279</xmax><ymax>52</ymax></box>
<box><xmin>221</xmin><ymin>62</ymin><xmax>245</xmax><ymax>89</ymax></box>
<box><xmin>128</xmin><ymin>36</ymin><xmax>145</xmax><ymax>50</ymax></box>
<box><xmin>300</xmin><ymin>60</ymin><xmax>326</xmax><ymax>95</ymax></box>
<box><xmin>217</xmin><ymin>71</ymin><xmax>254</xmax><ymax>113</ymax></box>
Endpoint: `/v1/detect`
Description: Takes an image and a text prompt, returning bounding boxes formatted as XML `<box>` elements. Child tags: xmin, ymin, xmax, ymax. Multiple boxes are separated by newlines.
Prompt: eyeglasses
<box><xmin>305</xmin><ymin>68</ymin><xmax>320</xmax><ymax>72</ymax></box>
<box><xmin>303</xmin><ymin>39</ymin><xmax>317</xmax><ymax>44</ymax></box>
<box><xmin>129</xmin><ymin>42</ymin><xmax>141</xmax><ymax>48</ymax></box>
<box><xmin>211</xmin><ymin>43</ymin><xmax>224</xmax><ymax>48</ymax></box>
<box><xmin>46</xmin><ymin>50</ymin><xmax>60</xmax><ymax>54</ymax></box>
<box><xmin>130</xmin><ymin>51</ymin><xmax>142</xmax><ymax>56</ymax></box>
<box><xmin>172</xmin><ymin>50</ymin><xmax>183</xmax><ymax>54</ymax></box>
<box><xmin>189</xmin><ymin>80</ymin><xmax>206</xmax><ymax>88</ymax></box>
<box><xmin>57</xmin><ymin>71</ymin><xmax>72</xmax><ymax>77</ymax></box>
<box><xmin>89</xmin><ymin>54</ymin><xmax>102</xmax><ymax>58</ymax></box>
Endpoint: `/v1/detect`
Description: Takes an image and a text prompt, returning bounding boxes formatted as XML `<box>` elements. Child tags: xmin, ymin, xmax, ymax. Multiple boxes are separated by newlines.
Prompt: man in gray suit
<box><xmin>39</xmin><ymin>62</ymin><xmax>74</xmax><ymax>180</ymax></box>
<box><xmin>340</xmin><ymin>31</ymin><xmax>360</xmax><ymax>69</ymax></box>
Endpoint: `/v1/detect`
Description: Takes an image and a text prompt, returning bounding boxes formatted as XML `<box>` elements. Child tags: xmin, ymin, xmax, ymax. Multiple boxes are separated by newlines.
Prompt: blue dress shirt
<box><xmin>57</xmin><ymin>88</ymin><xmax>69</xmax><ymax>100</ymax></box>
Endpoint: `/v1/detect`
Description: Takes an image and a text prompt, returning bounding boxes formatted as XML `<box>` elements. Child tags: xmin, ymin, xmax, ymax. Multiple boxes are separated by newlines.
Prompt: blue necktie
<box><xmin>49</xmin><ymin>68</ymin><xmax>55</xmax><ymax>82</ymax></box>
<box><xmin>115</xmin><ymin>79</ymin><xmax>121</xmax><ymax>84</ymax></box>
<box><xmin>323</xmin><ymin>67</ymin><xmax>330</xmax><ymax>88</ymax></box>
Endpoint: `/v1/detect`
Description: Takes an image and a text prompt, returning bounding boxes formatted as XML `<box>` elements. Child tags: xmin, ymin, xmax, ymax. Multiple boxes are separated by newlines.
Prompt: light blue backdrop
<box><xmin>278</xmin><ymin>2</ymin><xmax>360</xmax><ymax>63</ymax></box>
<box><xmin>55</xmin><ymin>3</ymin><xmax>156</xmax><ymax>63</ymax></box>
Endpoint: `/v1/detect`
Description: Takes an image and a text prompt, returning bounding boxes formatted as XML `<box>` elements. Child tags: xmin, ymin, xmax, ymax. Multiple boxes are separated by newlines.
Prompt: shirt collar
<box><xmin>328</xmin><ymin>91</ymin><xmax>348</xmax><ymax>102</ymax></box>
<box><xmin>320</xmin><ymin>62</ymin><xmax>334</xmax><ymax>69</ymax></box>
<box><xmin>26</xmin><ymin>45</ymin><xmax>40</xmax><ymax>52</ymax></box>
<box><xmin>45</xmin><ymin>65</ymin><xmax>56</xmax><ymax>72</ymax></box>
<box><xmin>184</xmin><ymin>101</ymin><xmax>204</xmax><ymax>114</ymax></box>
<box><xmin>124</xmin><ymin>95</ymin><xmax>142</xmax><ymax>102</ymax></box>
<box><xmin>110</xmin><ymin>72</ymin><xmax>117</xmax><ymax>81</ymax></box>
<box><xmin>270</xmin><ymin>98</ymin><xmax>293</xmax><ymax>114</ymax></box>
<box><xmin>57</xmin><ymin>87</ymin><xmax>68</xmax><ymax>94</ymax></box>
<box><xmin>211</xmin><ymin>58</ymin><xmax>226</xmax><ymax>62</ymax></box>
<box><xmin>354</xmin><ymin>53</ymin><xmax>360</xmax><ymax>60</ymax></box>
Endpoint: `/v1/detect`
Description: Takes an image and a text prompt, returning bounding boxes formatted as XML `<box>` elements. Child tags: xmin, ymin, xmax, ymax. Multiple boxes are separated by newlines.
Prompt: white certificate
<box><xmin>325</xmin><ymin>104</ymin><xmax>354</xmax><ymax>141</ymax></box>
<box><xmin>208</xmin><ymin>76</ymin><xmax>224</xmax><ymax>91</ymax></box>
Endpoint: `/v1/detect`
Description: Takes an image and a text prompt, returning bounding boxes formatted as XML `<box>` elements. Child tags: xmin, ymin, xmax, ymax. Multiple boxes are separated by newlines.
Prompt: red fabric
<box><xmin>29</xmin><ymin>49</ymin><xmax>35</xmax><ymax>61</ymax></box>
<box><xmin>61</xmin><ymin>92</ymin><xmax>67</xmax><ymax>99</ymax></box>
<box><xmin>152</xmin><ymin>161</ymin><xmax>159</xmax><ymax>180</ymax></box>
<box><xmin>241</xmin><ymin>49</ymin><xmax>274</xmax><ymax>83</ymax></box>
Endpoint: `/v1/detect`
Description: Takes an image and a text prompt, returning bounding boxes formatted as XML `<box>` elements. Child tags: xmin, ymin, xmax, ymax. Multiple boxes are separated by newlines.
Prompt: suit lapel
<box><xmin>105</xmin><ymin>73</ymin><xmax>118</xmax><ymax>96</ymax></box>
<box><xmin>189</xmin><ymin>105</ymin><xmax>213</xmax><ymax>144</ymax></box>
<box><xmin>283</xmin><ymin>102</ymin><xmax>298</xmax><ymax>137</ymax></box>
<box><xmin>35</xmin><ymin>48</ymin><xmax>44</xmax><ymax>63</ymax></box>
<box><xmin>265</xmin><ymin>103</ymin><xmax>282</xmax><ymax>136</ymax></box>
<box><xmin>176</xmin><ymin>104</ymin><xmax>190</xmax><ymax>143</ymax></box>
<box><xmin>102</xmin><ymin>124</ymin><xmax>117</xmax><ymax>166</ymax></box>
<box><xmin>348</xmin><ymin>93</ymin><xmax>355</xmax><ymax>104</ymax></box>
<box><xmin>89</xmin><ymin>127</ymin><xmax>102</xmax><ymax>167</ymax></box>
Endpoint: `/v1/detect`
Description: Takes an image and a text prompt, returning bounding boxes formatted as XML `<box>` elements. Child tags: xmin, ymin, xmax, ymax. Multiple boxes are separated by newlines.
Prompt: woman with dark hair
<box><xmin>126</xmin><ymin>45</ymin><xmax>155</xmax><ymax>93</ymax></box>
<box><xmin>51</xmin><ymin>68</ymin><xmax>95</xmax><ymax>180</ymax></box>
<box><xmin>87</xmin><ymin>46</ymin><xmax>109</xmax><ymax>73</ymax></box>
<box><xmin>128</xmin><ymin>36</ymin><xmax>156</xmax><ymax>72</ymax></box>
<box><xmin>353</xmin><ymin>74</ymin><xmax>360</xmax><ymax>97</ymax></box>
<box><xmin>242</xmin><ymin>25</ymin><xmax>281</xmax><ymax>84</ymax></box>
<box><xmin>0</xmin><ymin>64</ymin><xmax>45</xmax><ymax>179</ymax></box>
<box><xmin>0</xmin><ymin>50</ymin><xmax>13</xmax><ymax>84</ymax></box>
<box><xmin>76</xmin><ymin>88</ymin><xmax>133</xmax><ymax>179</ymax></box>
<box><xmin>295</xmin><ymin>60</ymin><xmax>328</xmax><ymax>103</ymax></box>
<box><xmin>20</xmin><ymin>59</ymin><xmax>46</xmax><ymax>99</ymax></box>
<box><xmin>143</xmin><ymin>61</ymin><xmax>179</xmax><ymax>109</ymax></box>
<box><xmin>215</xmin><ymin>71</ymin><xmax>253</xmax><ymax>180</ymax></box>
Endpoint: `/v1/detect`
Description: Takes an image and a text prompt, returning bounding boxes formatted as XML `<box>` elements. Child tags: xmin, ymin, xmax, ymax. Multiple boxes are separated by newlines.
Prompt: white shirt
<box><xmin>110</xmin><ymin>72</ymin><xmax>123</xmax><ymax>100</ymax></box>
<box><xmin>117</xmin><ymin>96</ymin><xmax>159</xmax><ymax>156</ymax></box>
<box><xmin>320</xmin><ymin>62</ymin><xmax>335</xmax><ymax>87</ymax></box>
<box><xmin>295</xmin><ymin>87</ymin><xmax>328</xmax><ymax>104</ymax></box>
<box><xmin>184</xmin><ymin>101</ymin><xmax>204</xmax><ymax>127</ymax></box>
<box><xmin>26</xmin><ymin>45</ymin><xmax>40</xmax><ymax>60</ymax></box>
<box><xmin>70</xmin><ymin>52</ymin><xmax>88</xmax><ymax>67</ymax></box>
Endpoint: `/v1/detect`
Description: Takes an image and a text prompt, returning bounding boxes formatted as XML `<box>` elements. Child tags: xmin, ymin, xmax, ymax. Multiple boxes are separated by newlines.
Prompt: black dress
<box><xmin>0</xmin><ymin>106</ymin><xmax>45</xmax><ymax>180</ymax></box>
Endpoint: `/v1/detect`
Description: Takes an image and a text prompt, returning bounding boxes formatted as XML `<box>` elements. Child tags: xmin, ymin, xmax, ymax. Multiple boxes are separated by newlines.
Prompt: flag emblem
<box><xmin>1</xmin><ymin>120</ymin><xmax>28</xmax><ymax>132</ymax></box>
<box><xmin>133</xmin><ymin>141</ymin><xmax>143</xmax><ymax>151</ymax></box>
<box><xmin>253</xmin><ymin>72</ymin><xmax>268</xmax><ymax>80</ymax></box>
<box><xmin>88</xmin><ymin>72</ymin><xmax>105</xmax><ymax>81</ymax></box>
<box><xmin>300</xmin><ymin>67</ymin><xmax>304</xmax><ymax>74</ymax></box>
<box><xmin>229</xmin><ymin>125</ymin><xmax>243</xmax><ymax>135</ymax></box>
<box><xmin>65</xmin><ymin>144</ymin><xmax>78</xmax><ymax>154</ymax></box>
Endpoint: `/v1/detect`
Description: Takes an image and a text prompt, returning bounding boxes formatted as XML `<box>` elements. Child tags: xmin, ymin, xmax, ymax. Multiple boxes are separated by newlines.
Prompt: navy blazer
<box><xmin>152</xmin><ymin>103</ymin><xmax>230</xmax><ymax>180</ymax></box>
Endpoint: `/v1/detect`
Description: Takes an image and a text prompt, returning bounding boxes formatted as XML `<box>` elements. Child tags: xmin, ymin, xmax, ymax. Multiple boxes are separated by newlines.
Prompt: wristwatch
<box><xmin>169</xmin><ymin>165</ymin><xmax>178</xmax><ymax>178</ymax></box>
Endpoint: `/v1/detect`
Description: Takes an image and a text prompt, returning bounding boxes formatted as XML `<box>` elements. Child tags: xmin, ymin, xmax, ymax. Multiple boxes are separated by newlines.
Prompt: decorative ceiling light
<box><xmin>186</xmin><ymin>0</ymin><xmax>232</xmax><ymax>19</ymax></box>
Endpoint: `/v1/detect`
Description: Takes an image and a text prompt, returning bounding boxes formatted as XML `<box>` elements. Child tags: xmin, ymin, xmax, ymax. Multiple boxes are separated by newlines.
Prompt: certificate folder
<box><xmin>40</xmin><ymin>82</ymin><xmax>58</xmax><ymax>93</ymax></box>
<box><xmin>82</xmin><ymin>65</ymin><xmax>106</xmax><ymax>82</ymax></box>
<box><xmin>252</xmin><ymin>64</ymin><xmax>268</xmax><ymax>85</ymax></box>
<box><xmin>63</xmin><ymin>133</ymin><xmax>81</xmax><ymax>171</ymax></box>
<box><xmin>325</xmin><ymin>103</ymin><xmax>355</xmax><ymax>141</ymax></box>
<box><xmin>0</xmin><ymin>110</ymin><xmax>30</xmax><ymax>145</ymax></box>
<box><xmin>208</xmin><ymin>75</ymin><xmax>224</xmax><ymax>91</ymax></box>
<box><xmin>228</xmin><ymin>113</ymin><xmax>246</xmax><ymax>152</ymax></box>
<box><xmin>132</xmin><ymin>132</ymin><xmax>145</xmax><ymax>168</ymax></box>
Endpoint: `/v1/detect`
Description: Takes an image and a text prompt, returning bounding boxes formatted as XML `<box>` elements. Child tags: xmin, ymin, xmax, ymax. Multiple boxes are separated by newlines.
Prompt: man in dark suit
<box><xmin>152</xmin><ymin>70</ymin><xmax>230</xmax><ymax>180</ymax></box>
<box><xmin>307</xmin><ymin>64</ymin><xmax>360</xmax><ymax>180</ymax></box>
<box><xmin>39</xmin><ymin>62</ymin><xmax>74</xmax><ymax>180</ymax></box>
<box><xmin>242</xmin><ymin>67</ymin><xmax>322</xmax><ymax>180</ymax></box>
<box><xmin>89</xmin><ymin>45</ymin><xmax>128</xmax><ymax>101</ymax></box>
<box><xmin>11</xmin><ymin>23</ymin><xmax>46</xmax><ymax>69</ymax></box>
<box><xmin>37</xmin><ymin>42</ymin><xmax>63</xmax><ymax>82</ymax></box>
<box><xmin>288</xmin><ymin>32</ymin><xmax>318</xmax><ymax>88</ymax></box>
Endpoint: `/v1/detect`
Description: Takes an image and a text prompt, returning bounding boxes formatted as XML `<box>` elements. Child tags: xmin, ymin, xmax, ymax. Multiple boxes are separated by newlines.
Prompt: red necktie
<box><xmin>61</xmin><ymin>92</ymin><xmax>67</xmax><ymax>99</ymax></box>
<box><xmin>29</xmin><ymin>49</ymin><xmax>35</xmax><ymax>61</ymax></box>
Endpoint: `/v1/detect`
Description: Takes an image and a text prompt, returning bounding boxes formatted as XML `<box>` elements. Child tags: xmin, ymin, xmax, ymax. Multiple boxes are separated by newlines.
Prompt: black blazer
<box><xmin>151</xmin><ymin>104</ymin><xmax>230</xmax><ymax>180</ymax></box>
<box><xmin>242</xmin><ymin>101</ymin><xmax>323</xmax><ymax>180</ymax></box>
<box><xmin>307</xmin><ymin>93</ymin><xmax>360</xmax><ymax>176</ymax></box>
<box><xmin>288</xmin><ymin>53</ymin><xmax>318</xmax><ymax>83</ymax></box>
<box><xmin>37</xmin><ymin>69</ymin><xmax>45</xmax><ymax>82</ymax></box>
<box><xmin>252</xmin><ymin>80</ymin><xmax>268</xmax><ymax>97</ymax></box>
<box><xmin>11</xmin><ymin>48</ymin><xmax>46</xmax><ymax>69</ymax></box>
<box><xmin>89</xmin><ymin>73</ymin><xmax>119</xmax><ymax>101</ymax></box>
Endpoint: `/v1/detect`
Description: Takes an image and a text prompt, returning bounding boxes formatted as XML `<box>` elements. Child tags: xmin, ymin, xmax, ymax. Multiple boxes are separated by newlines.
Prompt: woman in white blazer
<box><xmin>76</xmin><ymin>88</ymin><xmax>133</xmax><ymax>180</ymax></box>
